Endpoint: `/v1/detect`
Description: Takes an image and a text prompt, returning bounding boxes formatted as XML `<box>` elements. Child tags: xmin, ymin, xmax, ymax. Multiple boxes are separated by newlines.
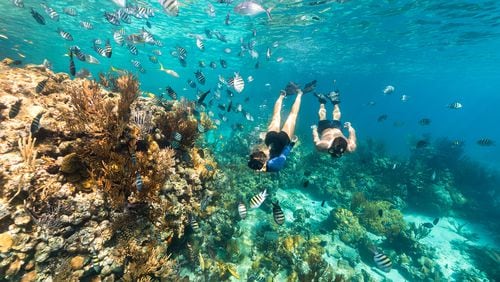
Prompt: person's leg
<box><xmin>267</xmin><ymin>92</ymin><xmax>284</xmax><ymax>132</ymax></box>
<box><xmin>333</xmin><ymin>104</ymin><xmax>341</xmax><ymax>121</ymax></box>
<box><xmin>281</xmin><ymin>93</ymin><xmax>303</xmax><ymax>138</ymax></box>
<box><xmin>319</xmin><ymin>104</ymin><xmax>327</xmax><ymax>121</ymax></box>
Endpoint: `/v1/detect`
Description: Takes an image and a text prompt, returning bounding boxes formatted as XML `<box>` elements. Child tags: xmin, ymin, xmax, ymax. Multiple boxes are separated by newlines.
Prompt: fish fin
<box><xmin>159</xmin><ymin>62</ymin><xmax>165</xmax><ymax>71</ymax></box>
<box><xmin>266</xmin><ymin>6</ymin><xmax>274</xmax><ymax>20</ymax></box>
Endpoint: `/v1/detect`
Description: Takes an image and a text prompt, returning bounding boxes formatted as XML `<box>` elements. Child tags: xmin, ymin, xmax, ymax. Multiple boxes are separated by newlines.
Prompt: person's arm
<box><xmin>344</xmin><ymin>122</ymin><xmax>357</xmax><ymax>152</ymax></box>
<box><xmin>312</xmin><ymin>125</ymin><xmax>330</xmax><ymax>151</ymax></box>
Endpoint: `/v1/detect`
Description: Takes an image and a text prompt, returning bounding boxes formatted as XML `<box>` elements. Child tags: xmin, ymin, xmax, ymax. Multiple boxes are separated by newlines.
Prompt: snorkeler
<box><xmin>312</xmin><ymin>89</ymin><xmax>357</xmax><ymax>157</ymax></box>
<box><xmin>248</xmin><ymin>86</ymin><xmax>305</xmax><ymax>172</ymax></box>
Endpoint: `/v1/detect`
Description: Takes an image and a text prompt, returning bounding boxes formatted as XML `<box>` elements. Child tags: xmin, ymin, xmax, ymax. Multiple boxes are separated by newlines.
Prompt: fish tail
<box><xmin>265</xmin><ymin>7</ymin><xmax>273</xmax><ymax>20</ymax></box>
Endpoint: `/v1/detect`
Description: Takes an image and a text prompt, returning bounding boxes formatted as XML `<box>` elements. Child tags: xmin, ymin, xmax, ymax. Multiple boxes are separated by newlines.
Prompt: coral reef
<box><xmin>0</xmin><ymin>62</ymin><xmax>217</xmax><ymax>280</ymax></box>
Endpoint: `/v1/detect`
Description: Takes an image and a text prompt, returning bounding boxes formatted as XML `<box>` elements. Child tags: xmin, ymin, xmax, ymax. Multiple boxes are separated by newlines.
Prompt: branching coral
<box><xmin>18</xmin><ymin>132</ymin><xmax>37</xmax><ymax>170</ymax></box>
<box><xmin>156</xmin><ymin>99</ymin><xmax>200</xmax><ymax>149</ymax></box>
<box><xmin>116</xmin><ymin>73</ymin><xmax>139</xmax><ymax>124</ymax></box>
<box><xmin>66</xmin><ymin>80</ymin><xmax>117</xmax><ymax>133</ymax></box>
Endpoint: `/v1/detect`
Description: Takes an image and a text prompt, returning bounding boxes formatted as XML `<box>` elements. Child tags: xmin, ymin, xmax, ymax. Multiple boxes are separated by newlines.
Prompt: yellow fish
<box><xmin>159</xmin><ymin>62</ymin><xmax>179</xmax><ymax>78</ymax></box>
<box><xmin>110</xmin><ymin>66</ymin><xmax>127</xmax><ymax>76</ymax></box>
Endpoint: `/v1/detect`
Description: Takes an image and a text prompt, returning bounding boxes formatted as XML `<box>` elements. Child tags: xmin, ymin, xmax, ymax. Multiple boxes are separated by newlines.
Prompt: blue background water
<box><xmin>1</xmin><ymin>0</ymin><xmax>499</xmax><ymax>167</ymax></box>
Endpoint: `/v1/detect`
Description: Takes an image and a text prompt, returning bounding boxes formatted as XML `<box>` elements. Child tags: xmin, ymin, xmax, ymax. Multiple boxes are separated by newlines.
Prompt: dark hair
<box><xmin>328</xmin><ymin>137</ymin><xmax>348</xmax><ymax>158</ymax></box>
<box><xmin>248</xmin><ymin>150</ymin><xmax>267</xmax><ymax>170</ymax></box>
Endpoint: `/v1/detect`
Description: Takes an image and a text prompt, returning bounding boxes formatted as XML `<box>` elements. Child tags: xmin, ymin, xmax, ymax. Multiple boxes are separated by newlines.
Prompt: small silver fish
<box><xmin>234</xmin><ymin>1</ymin><xmax>272</xmax><ymax>20</ymax></box>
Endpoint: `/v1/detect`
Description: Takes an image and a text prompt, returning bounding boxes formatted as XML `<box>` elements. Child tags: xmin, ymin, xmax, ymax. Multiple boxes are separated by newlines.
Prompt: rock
<box><xmin>70</xmin><ymin>255</ymin><xmax>86</xmax><ymax>270</ymax></box>
<box><xmin>101</xmin><ymin>265</ymin><xmax>113</xmax><ymax>276</ymax></box>
<box><xmin>48</xmin><ymin>236</ymin><xmax>64</xmax><ymax>252</ymax></box>
<box><xmin>0</xmin><ymin>232</ymin><xmax>14</xmax><ymax>252</ymax></box>
<box><xmin>14</xmin><ymin>215</ymin><xmax>32</xmax><ymax>226</ymax></box>
<box><xmin>102</xmin><ymin>274</ymin><xmax>115</xmax><ymax>282</ymax></box>
<box><xmin>60</xmin><ymin>153</ymin><xmax>85</xmax><ymax>174</ymax></box>
<box><xmin>20</xmin><ymin>271</ymin><xmax>36</xmax><ymax>282</ymax></box>
<box><xmin>6</xmin><ymin>258</ymin><xmax>22</xmax><ymax>277</ymax></box>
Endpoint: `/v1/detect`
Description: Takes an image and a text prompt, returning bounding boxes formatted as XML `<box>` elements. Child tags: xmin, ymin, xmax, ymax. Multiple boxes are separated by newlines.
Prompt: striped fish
<box><xmin>197</xmin><ymin>123</ymin><xmax>205</xmax><ymax>133</ymax></box>
<box><xmin>249</xmin><ymin>189</ymin><xmax>267</xmax><ymax>209</ymax></box>
<box><xmin>477</xmin><ymin>138</ymin><xmax>495</xmax><ymax>147</ymax></box>
<box><xmin>57</xmin><ymin>28</ymin><xmax>73</xmax><ymax>41</ymax></box>
<box><xmin>153</xmin><ymin>40</ymin><xmax>164</xmax><ymax>47</ymax></box>
<box><xmin>195</xmin><ymin>70</ymin><xmax>206</xmax><ymax>85</ymax></box>
<box><xmin>8</xmin><ymin>99</ymin><xmax>22</xmax><ymax>119</ymax></box>
<box><xmin>176</xmin><ymin>46</ymin><xmax>187</xmax><ymax>59</ymax></box>
<box><xmin>104</xmin><ymin>39</ymin><xmax>112</xmax><ymax>58</ymax></box>
<box><xmin>187</xmin><ymin>79</ymin><xmax>196</xmax><ymax>88</ymax></box>
<box><xmin>130</xmin><ymin>150</ymin><xmax>137</xmax><ymax>165</ymax></box>
<box><xmin>135</xmin><ymin>172</ymin><xmax>143</xmax><ymax>192</ymax></box>
<box><xmin>69</xmin><ymin>50</ymin><xmax>76</xmax><ymax>76</ymax></box>
<box><xmin>232</xmin><ymin>72</ymin><xmax>244</xmax><ymax>93</ymax></box>
<box><xmin>159</xmin><ymin>0</ymin><xmax>179</xmax><ymax>17</ymax></box>
<box><xmin>113</xmin><ymin>29</ymin><xmax>125</xmax><ymax>45</ymax></box>
<box><xmin>179</xmin><ymin>57</ymin><xmax>187</xmax><ymax>67</ymax></box>
<box><xmin>63</xmin><ymin>7</ymin><xmax>77</xmax><ymax>16</ymax></box>
<box><xmin>117</xmin><ymin>9</ymin><xmax>131</xmax><ymax>24</ymax></box>
<box><xmin>31</xmin><ymin>8</ymin><xmax>46</xmax><ymax>25</ymax></box>
<box><xmin>127</xmin><ymin>43</ymin><xmax>138</xmax><ymax>55</ymax></box>
<box><xmin>173</xmin><ymin>132</ymin><xmax>182</xmax><ymax>141</ymax></box>
<box><xmin>94</xmin><ymin>44</ymin><xmax>107</xmax><ymax>58</ymax></box>
<box><xmin>30</xmin><ymin>112</ymin><xmax>43</xmax><ymax>134</ymax></box>
<box><xmin>209</xmin><ymin>61</ymin><xmax>217</xmax><ymax>69</ymax></box>
<box><xmin>220</xmin><ymin>59</ymin><xmax>227</xmax><ymax>68</ymax></box>
<box><xmin>80</xmin><ymin>21</ymin><xmax>93</xmax><ymax>30</ymax></box>
<box><xmin>272</xmin><ymin>201</ymin><xmax>285</xmax><ymax>225</ymax></box>
<box><xmin>41</xmin><ymin>3</ymin><xmax>59</xmax><ymax>21</ymax></box>
<box><xmin>35</xmin><ymin>78</ymin><xmax>48</xmax><ymax>94</ymax></box>
<box><xmin>104</xmin><ymin>11</ymin><xmax>120</xmax><ymax>25</ymax></box>
<box><xmin>71</xmin><ymin>46</ymin><xmax>86</xmax><ymax>61</ymax></box>
<box><xmin>130</xmin><ymin>60</ymin><xmax>141</xmax><ymax>67</ymax></box>
<box><xmin>190</xmin><ymin>215</ymin><xmax>200</xmax><ymax>231</ymax></box>
<box><xmin>373</xmin><ymin>250</ymin><xmax>392</xmax><ymax>272</ymax></box>
<box><xmin>196</xmin><ymin>37</ymin><xmax>204</xmax><ymax>51</ymax></box>
<box><xmin>166</xmin><ymin>86</ymin><xmax>177</xmax><ymax>100</ymax></box>
<box><xmin>238</xmin><ymin>203</ymin><xmax>247</xmax><ymax>219</ymax></box>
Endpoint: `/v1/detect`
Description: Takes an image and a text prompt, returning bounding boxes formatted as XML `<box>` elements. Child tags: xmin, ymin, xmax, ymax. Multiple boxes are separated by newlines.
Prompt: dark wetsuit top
<box><xmin>317</xmin><ymin>119</ymin><xmax>342</xmax><ymax>135</ymax></box>
<box><xmin>264</xmin><ymin>131</ymin><xmax>293</xmax><ymax>172</ymax></box>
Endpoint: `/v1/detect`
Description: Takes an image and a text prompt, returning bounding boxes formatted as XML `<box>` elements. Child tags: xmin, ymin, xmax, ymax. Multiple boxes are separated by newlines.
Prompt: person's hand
<box><xmin>279</xmin><ymin>90</ymin><xmax>286</xmax><ymax>96</ymax></box>
<box><xmin>344</xmin><ymin>122</ymin><xmax>351</xmax><ymax>129</ymax></box>
<box><xmin>311</xmin><ymin>124</ymin><xmax>317</xmax><ymax>130</ymax></box>
<box><xmin>296</xmin><ymin>89</ymin><xmax>303</xmax><ymax>95</ymax></box>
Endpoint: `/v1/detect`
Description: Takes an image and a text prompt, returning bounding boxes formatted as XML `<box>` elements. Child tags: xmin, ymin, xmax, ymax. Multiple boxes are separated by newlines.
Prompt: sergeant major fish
<box><xmin>249</xmin><ymin>189</ymin><xmax>267</xmax><ymax>209</ymax></box>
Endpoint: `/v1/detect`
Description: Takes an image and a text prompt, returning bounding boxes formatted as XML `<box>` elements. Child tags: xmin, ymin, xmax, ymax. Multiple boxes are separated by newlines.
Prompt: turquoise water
<box><xmin>1</xmin><ymin>0</ymin><xmax>500</xmax><ymax>281</ymax></box>
<box><xmin>2</xmin><ymin>0</ymin><xmax>499</xmax><ymax>164</ymax></box>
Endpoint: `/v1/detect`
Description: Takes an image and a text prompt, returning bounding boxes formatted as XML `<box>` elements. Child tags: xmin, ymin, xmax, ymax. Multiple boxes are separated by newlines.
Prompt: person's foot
<box><xmin>328</xmin><ymin>91</ymin><xmax>340</xmax><ymax>105</ymax></box>
<box><xmin>284</xmin><ymin>81</ymin><xmax>300</xmax><ymax>96</ymax></box>
<box><xmin>314</xmin><ymin>92</ymin><xmax>327</xmax><ymax>104</ymax></box>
